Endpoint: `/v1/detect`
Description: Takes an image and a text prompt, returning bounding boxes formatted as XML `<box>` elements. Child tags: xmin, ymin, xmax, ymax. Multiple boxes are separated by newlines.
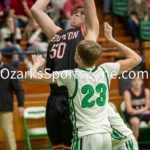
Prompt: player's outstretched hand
<box><xmin>104</xmin><ymin>22</ymin><xmax>114</xmax><ymax>42</ymax></box>
<box><xmin>32</xmin><ymin>55</ymin><xmax>45</xmax><ymax>67</ymax></box>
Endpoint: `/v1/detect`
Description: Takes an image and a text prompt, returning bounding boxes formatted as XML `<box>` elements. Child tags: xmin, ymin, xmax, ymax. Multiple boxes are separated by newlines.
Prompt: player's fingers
<box><xmin>104</xmin><ymin>22</ymin><xmax>106</xmax><ymax>30</ymax></box>
<box><xmin>106</xmin><ymin>22</ymin><xmax>112</xmax><ymax>30</ymax></box>
<box><xmin>32</xmin><ymin>55</ymin><xmax>35</xmax><ymax>62</ymax></box>
<box><xmin>38</xmin><ymin>55</ymin><xmax>42</xmax><ymax>60</ymax></box>
<box><xmin>104</xmin><ymin>22</ymin><xmax>107</xmax><ymax>32</ymax></box>
<box><xmin>106</xmin><ymin>22</ymin><xmax>110</xmax><ymax>30</ymax></box>
<box><xmin>33</xmin><ymin>55</ymin><xmax>37</xmax><ymax>62</ymax></box>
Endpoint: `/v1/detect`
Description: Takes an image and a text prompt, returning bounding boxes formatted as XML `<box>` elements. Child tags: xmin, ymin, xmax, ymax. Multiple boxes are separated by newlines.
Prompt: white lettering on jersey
<box><xmin>51</xmin><ymin>31</ymin><xmax>79</xmax><ymax>42</ymax></box>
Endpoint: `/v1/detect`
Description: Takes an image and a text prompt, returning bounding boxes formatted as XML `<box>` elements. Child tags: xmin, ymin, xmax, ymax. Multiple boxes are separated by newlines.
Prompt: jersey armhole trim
<box><xmin>56</xmin><ymin>27</ymin><xmax>63</xmax><ymax>33</ymax></box>
<box><xmin>69</xmin><ymin>70</ymin><xmax>78</xmax><ymax>99</ymax></box>
<box><xmin>99</xmin><ymin>66</ymin><xmax>110</xmax><ymax>91</ymax></box>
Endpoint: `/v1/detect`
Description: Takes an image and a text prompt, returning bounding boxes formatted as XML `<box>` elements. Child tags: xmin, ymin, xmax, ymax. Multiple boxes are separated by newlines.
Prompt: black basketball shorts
<box><xmin>46</xmin><ymin>94</ymin><xmax>73</xmax><ymax>149</ymax></box>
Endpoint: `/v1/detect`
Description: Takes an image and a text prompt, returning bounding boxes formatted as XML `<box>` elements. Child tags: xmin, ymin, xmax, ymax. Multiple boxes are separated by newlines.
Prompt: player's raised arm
<box><xmin>104</xmin><ymin>22</ymin><xmax>142</xmax><ymax>75</ymax></box>
<box><xmin>83</xmin><ymin>0</ymin><xmax>99</xmax><ymax>41</ymax></box>
<box><xmin>26</xmin><ymin>55</ymin><xmax>55</xmax><ymax>84</ymax></box>
<box><xmin>31</xmin><ymin>0</ymin><xmax>61</xmax><ymax>39</ymax></box>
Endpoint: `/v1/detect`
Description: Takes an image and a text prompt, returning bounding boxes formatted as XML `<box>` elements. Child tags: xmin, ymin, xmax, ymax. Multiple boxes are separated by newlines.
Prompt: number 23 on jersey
<box><xmin>81</xmin><ymin>84</ymin><xmax>107</xmax><ymax>108</ymax></box>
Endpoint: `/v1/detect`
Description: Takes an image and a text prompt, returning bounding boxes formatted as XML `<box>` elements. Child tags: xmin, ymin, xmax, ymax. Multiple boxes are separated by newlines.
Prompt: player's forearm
<box><xmin>110</xmin><ymin>39</ymin><xmax>141</xmax><ymax>63</ymax></box>
<box><xmin>83</xmin><ymin>0</ymin><xmax>99</xmax><ymax>39</ymax></box>
<box><xmin>31</xmin><ymin>0</ymin><xmax>60</xmax><ymax>39</ymax></box>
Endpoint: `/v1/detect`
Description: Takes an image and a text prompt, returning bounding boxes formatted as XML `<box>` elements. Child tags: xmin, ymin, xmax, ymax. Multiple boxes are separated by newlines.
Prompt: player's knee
<box><xmin>130</xmin><ymin>117</ymin><xmax>140</xmax><ymax>127</ymax></box>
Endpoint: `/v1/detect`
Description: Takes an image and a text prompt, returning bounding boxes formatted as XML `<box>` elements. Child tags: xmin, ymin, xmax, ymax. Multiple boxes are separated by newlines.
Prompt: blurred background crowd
<box><xmin>0</xmin><ymin>0</ymin><xmax>150</xmax><ymax>70</ymax></box>
<box><xmin>0</xmin><ymin>0</ymin><xmax>150</xmax><ymax>149</ymax></box>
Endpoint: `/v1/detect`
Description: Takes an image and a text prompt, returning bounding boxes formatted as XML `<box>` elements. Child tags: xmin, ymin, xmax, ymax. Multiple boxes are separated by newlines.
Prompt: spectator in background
<box><xmin>128</xmin><ymin>0</ymin><xmax>149</xmax><ymax>42</ymax></box>
<box><xmin>27</xmin><ymin>20</ymin><xmax>48</xmax><ymax>59</ymax></box>
<box><xmin>55</xmin><ymin>0</ymin><xmax>66</xmax><ymax>9</ymax></box>
<box><xmin>100</xmin><ymin>0</ymin><xmax>112</xmax><ymax>17</ymax></box>
<box><xmin>23</xmin><ymin>18</ymin><xmax>39</xmax><ymax>39</ymax></box>
<box><xmin>9</xmin><ymin>0</ymin><xmax>33</xmax><ymax>28</ymax></box>
<box><xmin>124</xmin><ymin>72</ymin><xmax>150</xmax><ymax>140</ymax></box>
<box><xmin>0</xmin><ymin>51</ymin><xmax>24</xmax><ymax>150</ymax></box>
<box><xmin>4</xmin><ymin>0</ymin><xmax>11</xmax><ymax>14</ymax></box>
<box><xmin>44</xmin><ymin>1</ymin><xmax>61</xmax><ymax>27</ymax></box>
<box><xmin>104</xmin><ymin>0</ymin><xmax>112</xmax><ymax>16</ymax></box>
<box><xmin>63</xmin><ymin>0</ymin><xmax>83</xmax><ymax>30</ymax></box>
<box><xmin>0</xmin><ymin>16</ymin><xmax>32</xmax><ymax>70</ymax></box>
<box><xmin>0</xmin><ymin>0</ymin><xmax>5</xmax><ymax>28</ymax></box>
<box><xmin>144</xmin><ymin>1</ymin><xmax>150</xmax><ymax>21</ymax></box>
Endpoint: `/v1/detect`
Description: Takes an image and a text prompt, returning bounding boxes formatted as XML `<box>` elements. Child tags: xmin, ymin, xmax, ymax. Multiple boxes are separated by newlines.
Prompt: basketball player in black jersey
<box><xmin>31</xmin><ymin>0</ymin><xmax>99</xmax><ymax>149</ymax></box>
<box><xmin>124</xmin><ymin>73</ymin><xmax>150</xmax><ymax>140</ymax></box>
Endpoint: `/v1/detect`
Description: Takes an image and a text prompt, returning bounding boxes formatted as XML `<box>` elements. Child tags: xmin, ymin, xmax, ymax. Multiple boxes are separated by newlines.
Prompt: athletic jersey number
<box><xmin>50</xmin><ymin>42</ymin><xmax>66</xmax><ymax>59</ymax></box>
<box><xmin>81</xmin><ymin>84</ymin><xmax>107</xmax><ymax>108</ymax></box>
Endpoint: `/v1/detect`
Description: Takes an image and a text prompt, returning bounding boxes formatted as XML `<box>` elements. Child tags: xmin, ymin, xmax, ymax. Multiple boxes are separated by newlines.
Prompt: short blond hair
<box><xmin>76</xmin><ymin>40</ymin><xmax>102</xmax><ymax>66</ymax></box>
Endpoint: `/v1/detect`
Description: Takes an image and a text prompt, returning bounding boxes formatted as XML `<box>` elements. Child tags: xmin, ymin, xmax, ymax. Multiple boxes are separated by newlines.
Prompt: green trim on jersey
<box><xmin>69</xmin><ymin>99</ymin><xmax>78</xmax><ymax>140</ymax></box>
<box><xmin>72</xmin><ymin>139</ymin><xmax>79</xmax><ymax>150</ymax></box>
<box><xmin>99</xmin><ymin>66</ymin><xmax>110</xmax><ymax>90</ymax></box>
<box><xmin>79</xmin><ymin>67</ymin><xmax>98</xmax><ymax>72</ymax></box>
<box><xmin>69</xmin><ymin>70</ymin><xmax>78</xmax><ymax>99</ymax></box>
<box><xmin>69</xmin><ymin>70</ymin><xmax>79</xmax><ymax>140</ymax></box>
<box><xmin>125</xmin><ymin>140</ymin><xmax>134</xmax><ymax>150</ymax></box>
<box><xmin>111</xmin><ymin>127</ymin><xmax>127</xmax><ymax>140</ymax></box>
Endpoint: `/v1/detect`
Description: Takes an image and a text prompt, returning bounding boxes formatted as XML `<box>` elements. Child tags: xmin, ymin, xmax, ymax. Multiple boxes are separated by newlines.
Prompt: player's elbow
<box><xmin>136</xmin><ymin>56</ymin><xmax>142</xmax><ymax>64</ymax></box>
<box><xmin>31</xmin><ymin>5</ymin><xmax>40</xmax><ymax>14</ymax></box>
<box><xmin>31</xmin><ymin>5</ymin><xmax>36</xmax><ymax>12</ymax></box>
<box><xmin>133</xmin><ymin>56</ymin><xmax>142</xmax><ymax>66</ymax></box>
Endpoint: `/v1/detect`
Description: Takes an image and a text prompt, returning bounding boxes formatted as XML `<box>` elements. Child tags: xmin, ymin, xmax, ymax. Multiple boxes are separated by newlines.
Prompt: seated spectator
<box><xmin>55</xmin><ymin>0</ymin><xmax>67</xmax><ymax>9</ymax></box>
<box><xmin>0</xmin><ymin>0</ymin><xmax>5</xmax><ymax>28</ymax></box>
<box><xmin>44</xmin><ymin>1</ymin><xmax>60</xmax><ymax>27</ymax></box>
<box><xmin>128</xmin><ymin>0</ymin><xmax>149</xmax><ymax>42</ymax></box>
<box><xmin>0</xmin><ymin>51</ymin><xmax>24</xmax><ymax>150</ymax></box>
<box><xmin>23</xmin><ymin>18</ymin><xmax>39</xmax><ymax>39</ymax></box>
<box><xmin>124</xmin><ymin>72</ymin><xmax>150</xmax><ymax>140</ymax></box>
<box><xmin>144</xmin><ymin>1</ymin><xmax>150</xmax><ymax>21</ymax></box>
<box><xmin>100</xmin><ymin>0</ymin><xmax>112</xmax><ymax>17</ymax></box>
<box><xmin>0</xmin><ymin>16</ymin><xmax>32</xmax><ymax>70</ymax></box>
<box><xmin>9</xmin><ymin>0</ymin><xmax>33</xmax><ymax>28</ymax></box>
<box><xmin>27</xmin><ymin>20</ymin><xmax>48</xmax><ymax>59</ymax></box>
<box><xmin>62</xmin><ymin>0</ymin><xmax>83</xmax><ymax>30</ymax></box>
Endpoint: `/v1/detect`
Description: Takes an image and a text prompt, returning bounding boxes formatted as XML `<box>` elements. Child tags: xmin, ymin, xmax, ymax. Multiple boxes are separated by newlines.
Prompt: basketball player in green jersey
<box><xmin>27</xmin><ymin>22</ymin><xmax>141</xmax><ymax>150</ymax></box>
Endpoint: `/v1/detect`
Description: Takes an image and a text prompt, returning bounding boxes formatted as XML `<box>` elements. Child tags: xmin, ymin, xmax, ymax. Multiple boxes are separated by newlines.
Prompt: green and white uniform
<box><xmin>108</xmin><ymin>104</ymin><xmax>139</xmax><ymax>150</ymax></box>
<box><xmin>54</xmin><ymin>63</ymin><xmax>120</xmax><ymax>150</ymax></box>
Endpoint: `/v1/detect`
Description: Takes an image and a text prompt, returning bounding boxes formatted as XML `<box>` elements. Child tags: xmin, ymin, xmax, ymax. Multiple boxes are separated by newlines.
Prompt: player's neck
<box><xmin>78</xmin><ymin>64</ymin><xmax>95</xmax><ymax>69</ymax></box>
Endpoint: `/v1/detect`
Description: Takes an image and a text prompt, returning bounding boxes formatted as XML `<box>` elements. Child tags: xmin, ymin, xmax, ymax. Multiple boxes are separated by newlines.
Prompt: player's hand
<box><xmin>18</xmin><ymin>107</ymin><xmax>24</xmax><ymax>118</ymax></box>
<box><xmin>104</xmin><ymin>22</ymin><xmax>114</xmax><ymax>42</ymax></box>
<box><xmin>32</xmin><ymin>55</ymin><xmax>45</xmax><ymax>67</ymax></box>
